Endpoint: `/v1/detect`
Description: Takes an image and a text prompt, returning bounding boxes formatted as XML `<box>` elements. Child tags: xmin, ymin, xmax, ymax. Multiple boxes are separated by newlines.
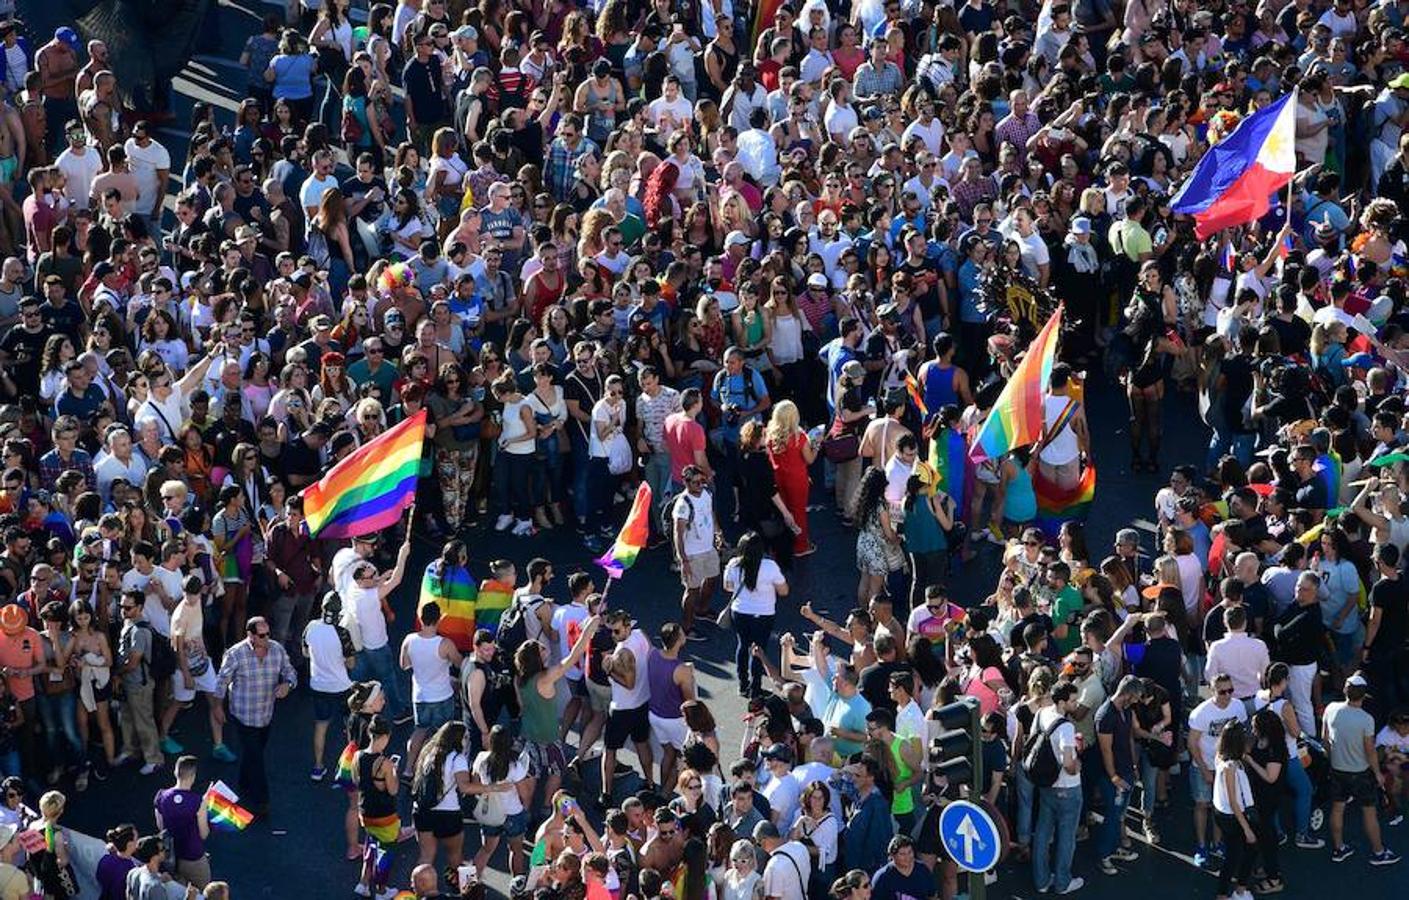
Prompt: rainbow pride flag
<box><xmin>302</xmin><ymin>410</ymin><xmax>428</xmax><ymax>538</ymax></box>
<box><xmin>206</xmin><ymin>782</ymin><xmax>254</xmax><ymax>832</ymax></box>
<box><xmin>1033</xmin><ymin>464</ymin><xmax>1096</xmax><ymax>539</ymax></box>
<box><xmin>595</xmin><ymin>482</ymin><xmax>652</xmax><ymax>579</ymax></box>
<box><xmin>475</xmin><ymin>579</ymin><xmax>514</xmax><ymax>636</ymax></box>
<box><xmin>970</xmin><ymin>306</ymin><xmax>1063</xmax><ymax>463</ymax></box>
<box><xmin>904</xmin><ymin>372</ymin><xmax>929</xmax><ymax>418</ymax></box>
<box><xmin>334</xmin><ymin>740</ymin><xmax>358</xmax><ymax>789</ymax></box>
<box><xmin>419</xmin><ymin>560</ymin><xmax>477</xmax><ymax>652</ymax></box>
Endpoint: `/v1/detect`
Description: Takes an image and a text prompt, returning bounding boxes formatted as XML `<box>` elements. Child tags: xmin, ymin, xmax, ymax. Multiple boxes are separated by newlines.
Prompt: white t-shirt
<box><xmin>552</xmin><ymin>604</ymin><xmax>590</xmax><ymax>680</ymax></box>
<box><xmin>304</xmin><ymin>619</ymin><xmax>353</xmax><ymax>693</ymax></box>
<box><xmin>430</xmin><ymin>751</ymin><xmax>470</xmax><ymax>811</ymax></box>
<box><xmin>900</xmin><ymin>118</ymin><xmax>945</xmax><ymax>156</ymax></box>
<box><xmin>1014</xmin><ymin>230</ymin><xmax>1050</xmax><ymax>280</ymax></box>
<box><xmin>350</xmin><ymin>584</ymin><xmax>388</xmax><ymax>651</ymax></box>
<box><xmin>1188</xmin><ymin>698</ymin><xmax>1248</xmax><ymax>769</ymax></box>
<box><xmin>56</xmin><ymin>146</ymin><xmax>103</xmax><ymax>209</ymax></box>
<box><xmin>673</xmin><ymin>489</ymin><xmax>717</xmax><ymax>556</ymax></box>
<box><xmin>762</xmin><ymin>841</ymin><xmax>811</xmax><ymax>900</ymax></box>
<box><xmin>300</xmin><ymin>172</ymin><xmax>339</xmax><ymax>215</ymax></box>
<box><xmin>135</xmin><ymin>393</ymin><xmax>188</xmax><ymax>443</ymax></box>
<box><xmin>123</xmin><ymin>137</ymin><xmax>172</xmax><ymax>215</ymax></box>
<box><xmin>722</xmin><ymin>557</ymin><xmax>787</xmax><ymax>617</ymax></box>
<box><xmin>123</xmin><ymin>565</ymin><xmax>183</xmax><ymax>637</ymax></box>
<box><xmin>473</xmin><ymin>751</ymin><xmax>528</xmax><ymax>815</ymax></box>
<box><xmin>648</xmin><ymin>96</ymin><xmax>694</xmax><ymax>141</ymax></box>
<box><xmin>762</xmin><ymin>770</ymin><xmax>801</xmax><ymax>826</ymax></box>
<box><xmin>588</xmin><ymin>398</ymin><xmax>624</xmax><ymax>458</ymax></box>
<box><xmin>1376</xmin><ymin>725</ymin><xmax>1409</xmax><ymax>755</ymax></box>
<box><xmin>1035</xmin><ymin>706</ymin><xmax>1080</xmax><ymax>789</ymax></box>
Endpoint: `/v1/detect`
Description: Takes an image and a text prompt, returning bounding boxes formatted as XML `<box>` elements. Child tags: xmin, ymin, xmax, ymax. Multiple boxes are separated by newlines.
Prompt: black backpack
<box><xmin>1021</xmin><ymin>714</ymin><xmax>1069</xmax><ymax>788</ymax></box>
<box><xmin>137</xmin><ymin>621</ymin><xmax>178</xmax><ymax>683</ymax></box>
<box><xmin>495</xmin><ymin>596</ymin><xmax>535</xmax><ymax>669</ymax></box>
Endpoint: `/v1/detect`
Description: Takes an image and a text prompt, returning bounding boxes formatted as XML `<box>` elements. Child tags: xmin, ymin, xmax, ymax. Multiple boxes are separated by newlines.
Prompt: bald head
<box><xmin>412</xmin><ymin>864</ymin><xmax>439</xmax><ymax>893</ymax></box>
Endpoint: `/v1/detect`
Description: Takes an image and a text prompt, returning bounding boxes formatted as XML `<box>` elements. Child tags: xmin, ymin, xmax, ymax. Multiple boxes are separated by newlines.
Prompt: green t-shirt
<box><xmin>1052</xmin><ymin>584</ymin><xmax>1085</xmax><ymax>655</ymax></box>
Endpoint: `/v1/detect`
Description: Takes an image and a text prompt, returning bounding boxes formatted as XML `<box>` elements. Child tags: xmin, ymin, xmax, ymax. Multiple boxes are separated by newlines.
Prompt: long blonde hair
<box><xmin>766</xmin><ymin>400</ymin><xmax>801</xmax><ymax>453</ymax></box>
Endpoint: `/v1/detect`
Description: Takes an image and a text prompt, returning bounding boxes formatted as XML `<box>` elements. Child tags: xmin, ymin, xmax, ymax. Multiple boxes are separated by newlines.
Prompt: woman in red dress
<box><xmin>766</xmin><ymin>400</ymin><xmax>819</xmax><ymax>556</ymax></box>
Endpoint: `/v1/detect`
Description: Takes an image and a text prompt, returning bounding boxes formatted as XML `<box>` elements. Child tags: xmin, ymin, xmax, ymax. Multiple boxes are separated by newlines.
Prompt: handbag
<box><xmin>340</xmin><ymin>105</ymin><xmax>365</xmax><ymax>145</ymax></box>
<box><xmin>473</xmin><ymin>782</ymin><xmax>507</xmax><ymax>827</ymax></box>
<box><xmin>479</xmin><ymin>412</ymin><xmax>502</xmax><ymax>442</ymax></box>
<box><xmin>821</xmin><ymin>412</ymin><xmax>861</xmax><ymax>463</ymax></box>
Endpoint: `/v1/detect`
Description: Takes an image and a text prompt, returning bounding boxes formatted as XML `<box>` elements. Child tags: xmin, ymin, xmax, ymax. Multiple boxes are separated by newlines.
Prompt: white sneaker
<box><xmin>139</xmin><ymin>763</ymin><xmax>159</xmax><ymax>776</ymax></box>
<box><xmin>1056</xmin><ymin>877</ymin><xmax>1084</xmax><ymax>895</ymax></box>
<box><xmin>353</xmin><ymin>885</ymin><xmax>371</xmax><ymax>897</ymax></box>
<box><xmin>511</xmin><ymin>519</ymin><xmax>535</xmax><ymax>536</ymax></box>
<box><xmin>494</xmin><ymin>513</ymin><xmax>514</xmax><ymax>531</ymax></box>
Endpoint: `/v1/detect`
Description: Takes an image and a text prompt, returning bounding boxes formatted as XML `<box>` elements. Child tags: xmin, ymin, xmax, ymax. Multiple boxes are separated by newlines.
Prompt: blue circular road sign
<box><xmin>938</xmin><ymin>799</ymin><xmax>1002</xmax><ymax>873</ymax></box>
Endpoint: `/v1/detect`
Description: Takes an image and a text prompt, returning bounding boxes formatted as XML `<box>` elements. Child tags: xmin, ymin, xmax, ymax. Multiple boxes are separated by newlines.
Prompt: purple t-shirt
<box><xmin>154</xmin><ymin>787</ymin><xmax>204</xmax><ymax>861</ymax></box>
<box><xmin>94</xmin><ymin>852</ymin><xmax>137</xmax><ymax>900</ymax></box>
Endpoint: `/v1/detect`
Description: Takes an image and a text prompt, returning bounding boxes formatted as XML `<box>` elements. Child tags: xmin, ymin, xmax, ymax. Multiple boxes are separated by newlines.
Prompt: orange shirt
<box><xmin>0</xmin><ymin>629</ymin><xmax>45</xmax><ymax>701</ymax></box>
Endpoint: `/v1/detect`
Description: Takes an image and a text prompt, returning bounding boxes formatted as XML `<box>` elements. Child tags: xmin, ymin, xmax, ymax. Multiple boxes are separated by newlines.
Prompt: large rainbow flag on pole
<box><xmin>1172</xmin><ymin>90</ymin><xmax>1297</xmax><ymax>239</ymax></box>
<box><xmin>302</xmin><ymin>410</ymin><xmax>428</xmax><ymax>538</ymax></box>
<box><xmin>418</xmin><ymin>561</ymin><xmax>477</xmax><ymax>652</ymax></box>
<box><xmin>969</xmin><ymin>305</ymin><xmax>1063</xmax><ymax>463</ymax></box>
<box><xmin>596</xmin><ymin>482</ymin><xmax>652</xmax><ymax>579</ymax></box>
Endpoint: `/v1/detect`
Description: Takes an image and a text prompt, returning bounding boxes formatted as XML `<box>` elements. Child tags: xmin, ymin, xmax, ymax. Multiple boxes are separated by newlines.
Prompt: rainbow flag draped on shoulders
<box><xmin>1033</xmin><ymin>464</ymin><xmax>1097</xmax><ymax>540</ymax></box>
<box><xmin>419</xmin><ymin>561</ymin><xmax>477</xmax><ymax>652</ymax></box>
<box><xmin>929</xmin><ymin>424</ymin><xmax>971</xmax><ymax>517</ymax></box>
<box><xmin>302</xmin><ymin>410</ymin><xmax>429</xmax><ymax>538</ymax></box>
<box><xmin>595</xmin><ymin>482</ymin><xmax>652</xmax><ymax>579</ymax></box>
<box><xmin>475</xmin><ymin>579</ymin><xmax>514</xmax><ymax>636</ymax></box>
<box><xmin>1171</xmin><ymin>90</ymin><xmax>1297</xmax><ymax>239</ymax></box>
<box><xmin>970</xmin><ymin>306</ymin><xmax>1063</xmax><ymax>463</ymax></box>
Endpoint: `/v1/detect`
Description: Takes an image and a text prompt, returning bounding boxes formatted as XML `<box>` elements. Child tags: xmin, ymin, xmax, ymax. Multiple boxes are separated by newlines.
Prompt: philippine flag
<box><xmin>1172</xmin><ymin>91</ymin><xmax>1297</xmax><ymax>239</ymax></box>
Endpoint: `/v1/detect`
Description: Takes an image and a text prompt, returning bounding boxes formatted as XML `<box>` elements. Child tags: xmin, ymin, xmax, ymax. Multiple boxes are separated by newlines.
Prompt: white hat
<box><xmin>806</xmin><ymin>273</ymin><xmax>829</xmax><ymax>289</ymax></box>
<box><xmin>1070</xmin><ymin>217</ymin><xmax>1092</xmax><ymax>235</ymax></box>
<box><xmin>724</xmin><ymin>230</ymin><xmax>750</xmax><ymax>248</ymax></box>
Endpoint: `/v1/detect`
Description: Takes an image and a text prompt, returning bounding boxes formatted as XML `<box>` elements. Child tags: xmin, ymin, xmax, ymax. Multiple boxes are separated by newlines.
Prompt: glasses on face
<box><xmin>1216</xmin><ymin>687</ymin><xmax>1234</xmax><ymax>696</ymax></box>
<box><xmin>253</xmin><ymin>630</ymin><xmax>271</xmax><ymax>639</ymax></box>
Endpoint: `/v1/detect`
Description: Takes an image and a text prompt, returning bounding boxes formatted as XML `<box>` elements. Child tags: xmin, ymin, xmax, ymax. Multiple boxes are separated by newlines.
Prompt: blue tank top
<box><xmin>922</xmin><ymin>362</ymin><xmax>959</xmax><ymax>413</ymax></box>
<box><xmin>1003</xmin><ymin>464</ymin><xmax>1036</xmax><ymax>522</ymax></box>
<box><xmin>647</xmin><ymin>648</ymin><xmax>684</xmax><ymax>719</ymax></box>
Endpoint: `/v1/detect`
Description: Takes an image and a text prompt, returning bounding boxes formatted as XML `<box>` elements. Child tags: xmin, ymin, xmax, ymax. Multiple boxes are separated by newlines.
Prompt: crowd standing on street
<box><xmin>8</xmin><ymin>0</ymin><xmax>1409</xmax><ymax>897</ymax></box>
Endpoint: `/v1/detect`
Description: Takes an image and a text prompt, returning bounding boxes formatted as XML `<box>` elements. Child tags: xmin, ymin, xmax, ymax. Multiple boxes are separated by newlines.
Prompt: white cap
<box><xmin>807</xmin><ymin>273</ymin><xmax>829</xmax><ymax>289</ymax></box>
<box><xmin>724</xmin><ymin>230</ymin><xmax>750</xmax><ymax>248</ymax></box>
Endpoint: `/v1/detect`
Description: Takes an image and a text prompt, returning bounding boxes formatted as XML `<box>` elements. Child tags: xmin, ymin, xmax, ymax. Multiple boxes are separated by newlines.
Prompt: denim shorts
<box><xmin>482</xmin><ymin>809</ymin><xmax>528</xmax><ymax>838</ymax></box>
<box><xmin>1190</xmin><ymin>763</ymin><xmax>1214</xmax><ymax>803</ymax></box>
<box><xmin>415</xmin><ymin>698</ymin><xmax>457</xmax><ymax>730</ymax></box>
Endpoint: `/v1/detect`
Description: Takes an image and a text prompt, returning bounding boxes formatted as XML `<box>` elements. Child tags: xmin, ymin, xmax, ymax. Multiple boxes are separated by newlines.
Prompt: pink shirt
<box><xmin>663</xmin><ymin>411</ymin><xmax>706</xmax><ymax>484</ymax></box>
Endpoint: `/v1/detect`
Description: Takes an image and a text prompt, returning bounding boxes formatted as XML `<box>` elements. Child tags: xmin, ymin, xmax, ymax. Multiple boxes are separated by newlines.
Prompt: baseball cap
<box><xmin>807</xmin><ymin>273</ymin><xmax>829</xmax><ymax>289</ymax></box>
<box><xmin>309</xmin><ymin>314</ymin><xmax>332</xmax><ymax>331</ymax></box>
<box><xmin>1070</xmin><ymin>217</ymin><xmax>1092</xmax><ymax>235</ymax></box>
<box><xmin>454</xmin><ymin>24</ymin><xmax>478</xmax><ymax>40</ymax></box>
<box><xmin>761</xmin><ymin>743</ymin><xmax>794</xmax><ymax>764</ymax></box>
<box><xmin>724</xmin><ymin>230</ymin><xmax>750</xmax><ymax>248</ymax></box>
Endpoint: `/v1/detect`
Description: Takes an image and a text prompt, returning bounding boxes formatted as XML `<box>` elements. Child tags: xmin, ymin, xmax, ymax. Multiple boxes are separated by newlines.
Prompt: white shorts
<box><xmin>648</xmin><ymin>712</ymin><xmax>688</xmax><ymax>751</ymax></box>
<box><xmin>172</xmin><ymin>666</ymin><xmax>217</xmax><ymax>703</ymax></box>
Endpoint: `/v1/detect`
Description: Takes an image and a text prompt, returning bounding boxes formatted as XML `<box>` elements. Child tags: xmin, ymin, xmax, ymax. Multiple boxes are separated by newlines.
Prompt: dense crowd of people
<box><xmin>4</xmin><ymin>0</ymin><xmax>1409</xmax><ymax>896</ymax></box>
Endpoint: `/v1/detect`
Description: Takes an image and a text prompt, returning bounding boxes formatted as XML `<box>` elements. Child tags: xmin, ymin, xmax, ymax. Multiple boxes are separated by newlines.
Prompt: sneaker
<box><xmin>74</xmin><ymin>770</ymin><xmax>88</xmax><ymax>793</ymax></box>
<box><xmin>1098</xmin><ymin>858</ymin><xmax>1118</xmax><ymax>875</ymax></box>
<box><xmin>353</xmin><ymin>885</ymin><xmax>372</xmax><ymax>897</ymax></box>
<box><xmin>91</xmin><ymin>766</ymin><xmax>108</xmax><ymax>782</ymax></box>
<box><xmin>1331</xmin><ymin>845</ymin><xmax>1355</xmax><ymax>863</ymax></box>
<box><xmin>393</xmin><ymin>712</ymin><xmax>414</xmax><ymax>727</ymax></box>
<box><xmin>1193</xmin><ymin>845</ymin><xmax>1210</xmax><ymax>868</ymax></box>
<box><xmin>139</xmin><ymin>763</ymin><xmax>160</xmax><ymax>776</ymax></box>
<box><xmin>377</xmin><ymin>889</ymin><xmax>398</xmax><ymax>900</ymax></box>
<box><xmin>112</xmin><ymin>752</ymin><xmax>135</xmax><ymax>767</ymax></box>
<box><xmin>1295</xmin><ymin>833</ymin><xmax>1326</xmax><ymax>850</ymax></box>
<box><xmin>1390</xmin><ymin>814</ymin><xmax>1405</xmax><ymax>827</ymax></box>
<box><xmin>1211</xmin><ymin>842</ymin><xmax>1226</xmax><ymax>859</ymax></box>
<box><xmin>1369</xmin><ymin>849</ymin><xmax>1401</xmax><ymax>866</ymax></box>
<box><xmin>1310</xmin><ymin>808</ymin><xmax>1325</xmax><ymax>832</ymax></box>
<box><xmin>160</xmin><ymin>737</ymin><xmax>184</xmax><ymax>755</ymax></box>
<box><xmin>1110</xmin><ymin>847</ymin><xmax>1139</xmax><ymax>862</ymax></box>
<box><xmin>1143</xmin><ymin>822</ymin><xmax>1160</xmax><ymax>844</ymax></box>
<box><xmin>211</xmin><ymin>743</ymin><xmax>237</xmax><ymax>763</ymax></box>
<box><xmin>511</xmin><ymin>519</ymin><xmax>536</xmax><ymax>537</ymax></box>
<box><xmin>310</xmin><ymin>766</ymin><xmax>327</xmax><ymax>782</ymax></box>
<box><xmin>1035</xmin><ymin>881</ymin><xmax>1052</xmax><ymax>894</ymax></box>
<box><xmin>494</xmin><ymin>514</ymin><xmax>514</xmax><ymax>532</ymax></box>
<box><xmin>1055</xmin><ymin>877</ymin><xmax>1085</xmax><ymax>895</ymax></box>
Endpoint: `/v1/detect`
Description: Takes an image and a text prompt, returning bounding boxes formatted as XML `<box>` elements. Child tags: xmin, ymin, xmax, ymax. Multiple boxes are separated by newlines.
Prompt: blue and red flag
<box><xmin>1172</xmin><ymin>91</ymin><xmax>1297</xmax><ymax>239</ymax></box>
<box><xmin>1223</xmin><ymin>241</ymin><xmax>1237</xmax><ymax>272</ymax></box>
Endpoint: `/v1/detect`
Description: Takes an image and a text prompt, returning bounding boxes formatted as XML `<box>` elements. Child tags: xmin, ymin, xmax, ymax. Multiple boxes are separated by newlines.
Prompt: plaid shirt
<box><xmin>951</xmin><ymin>177</ymin><xmax>997</xmax><ymax>221</ymax></box>
<box><xmin>851</xmin><ymin>61</ymin><xmax>903</xmax><ymax>101</ymax></box>
<box><xmin>216</xmin><ymin>637</ymin><xmax>297</xmax><ymax>728</ymax></box>
<box><xmin>546</xmin><ymin>136</ymin><xmax>599</xmax><ymax>201</ymax></box>
<box><xmin>994</xmin><ymin>111</ymin><xmax>1041</xmax><ymax>161</ymax></box>
<box><xmin>38</xmin><ymin>448</ymin><xmax>95</xmax><ymax>493</ymax></box>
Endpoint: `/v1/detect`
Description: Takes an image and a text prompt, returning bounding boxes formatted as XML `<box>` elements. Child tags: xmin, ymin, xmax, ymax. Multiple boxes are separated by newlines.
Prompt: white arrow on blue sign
<box><xmin>937</xmin><ymin>800</ymin><xmax>1002</xmax><ymax>873</ymax></box>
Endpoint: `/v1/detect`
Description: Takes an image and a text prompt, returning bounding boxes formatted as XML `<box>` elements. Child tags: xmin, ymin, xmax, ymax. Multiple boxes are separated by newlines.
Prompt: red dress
<box><xmin>768</xmin><ymin>431</ymin><xmax>812</xmax><ymax>553</ymax></box>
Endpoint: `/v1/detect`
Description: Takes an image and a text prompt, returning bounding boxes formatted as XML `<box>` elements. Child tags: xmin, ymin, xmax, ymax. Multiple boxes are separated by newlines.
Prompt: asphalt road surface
<box><xmin>39</xmin><ymin>2</ymin><xmax>1409</xmax><ymax>897</ymax></box>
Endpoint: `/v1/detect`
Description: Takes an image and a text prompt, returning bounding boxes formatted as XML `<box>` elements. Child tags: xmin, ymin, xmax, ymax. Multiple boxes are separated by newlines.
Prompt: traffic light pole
<box><xmin>966</xmin><ymin>698</ymin><xmax>985</xmax><ymax>900</ymax></box>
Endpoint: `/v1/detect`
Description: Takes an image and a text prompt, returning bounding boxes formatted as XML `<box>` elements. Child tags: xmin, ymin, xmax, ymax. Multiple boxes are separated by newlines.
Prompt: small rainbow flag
<box><xmin>419</xmin><ymin>560</ymin><xmax>477</xmax><ymax>652</ymax></box>
<box><xmin>1033</xmin><ymin>464</ymin><xmax>1096</xmax><ymax>539</ymax></box>
<box><xmin>595</xmin><ymin>482</ymin><xmax>652</xmax><ymax>579</ymax></box>
<box><xmin>970</xmin><ymin>305</ymin><xmax>1063</xmax><ymax>463</ymax></box>
<box><xmin>206</xmin><ymin>782</ymin><xmax>254</xmax><ymax>832</ymax></box>
<box><xmin>334</xmin><ymin>740</ymin><xmax>358</xmax><ymax>789</ymax></box>
<box><xmin>302</xmin><ymin>410</ymin><xmax>428</xmax><ymax>539</ymax></box>
<box><xmin>904</xmin><ymin>372</ymin><xmax>929</xmax><ymax>418</ymax></box>
<box><xmin>475</xmin><ymin>579</ymin><xmax>514</xmax><ymax>636</ymax></box>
